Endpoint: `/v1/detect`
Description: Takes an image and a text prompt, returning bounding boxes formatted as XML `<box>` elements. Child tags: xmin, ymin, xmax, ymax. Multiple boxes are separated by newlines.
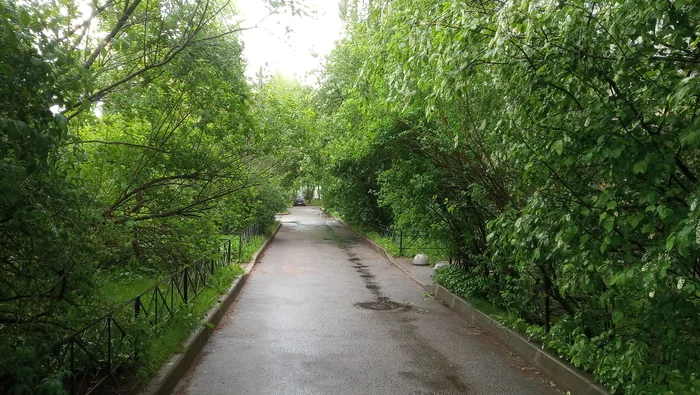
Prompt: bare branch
<box><xmin>84</xmin><ymin>0</ymin><xmax>144</xmax><ymax>70</ymax></box>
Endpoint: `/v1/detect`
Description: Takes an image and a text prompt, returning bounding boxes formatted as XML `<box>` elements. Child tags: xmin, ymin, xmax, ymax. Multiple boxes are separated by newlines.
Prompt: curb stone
<box><xmin>140</xmin><ymin>222</ymin><xmax>282</xmax><ymax>395</ymax></box>
<box><xmin>431</xmin><ymin>284</ymin><xmax>609</xmax><ymax>395</ymax></box>
<box><xmin>325</xmin><ymin>209</ymin><xmax>609</xmax><ymax>395</ymax></box>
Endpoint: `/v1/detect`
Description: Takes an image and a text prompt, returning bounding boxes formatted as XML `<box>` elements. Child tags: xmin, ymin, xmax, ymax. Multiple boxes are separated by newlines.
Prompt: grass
<box><xmin>137</xmin><ymin>263</ymin><xmax>244</xmax><ymax>379</ymax></box>
<box><xmin>92</xmin><ymin>228</ymin><xmax>273</xmax><ymax>384</ymax></box>
<box><xmin>137</xmin><ymin>227</ymin><xmax>275</xmax><ymax>378</ymax></box>
<box><xmin>326</xmin><ymin>208</ymin><xmax>342</xmax><ymax>218</ymax></box>
<box><xmin>365</xmin><ymin>232</ymin><xmax>402</xmax><ymax>256</ymax></box>
<box><xmin>432</xmin><ymin>267</ymin><xmax>532</xmax><ymax>335</ymax></box>
<box><xmin>98</xmin><ymin>274</ymin><xmax>157</xmax><ymax>308</ymax></box>
<box><xmin>234</xmin><ymin>227</ymin><xmax>275</xmax><ymax>264</ymax></box>
<box><xmin>364</xmin><ymin>231</ymin><xmax>449</xmax><ymax>265</ymax></box>
<box><xmin>87</xmin><ymin>262</ymin><xmax>246</xmax><ymax>386</ymax></box>
<box><xmin>64</xmin><ymin>227</ymin><xmax>277</xmax><ymax>394</ymax></box>
<box><xmin>93</xmin><ymin>262</ymin><xmax>245</xmax><ymax>381</ymax></box>
<box><xmin>465</xmin><ymin>296</ymin><xmax>531</xmax><ymax>337</ymax></box>
<box><xmin>467</xmin><ymin>297</ymin><xmax>509</xmax><ymax>321</ymax></box>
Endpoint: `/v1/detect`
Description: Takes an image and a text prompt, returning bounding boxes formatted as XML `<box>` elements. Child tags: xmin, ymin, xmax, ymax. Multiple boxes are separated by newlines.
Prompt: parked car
<box><xmin>294</xmin><ymin>196</ymin><xmax>306</xmax><ymax>206</ymax></box>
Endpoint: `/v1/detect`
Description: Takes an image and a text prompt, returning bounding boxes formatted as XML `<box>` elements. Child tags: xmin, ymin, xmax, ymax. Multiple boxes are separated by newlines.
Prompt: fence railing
<box><xmin>378</xmin><ymin>224</ymin><xmax>451</xmax><ymax>261</ymax></box>
<box><xmin>379</xmin><ymin>224</ymin><xmax>404</xmax><ymax>255</ymax></box>
<box><xmin>236</xmin><ymin>222</ymin><xmax>265</xmax><ymax>259</ymax></box>
<box><xmin>50</xmin><ymin>222</ymin><xmax>269</xmax><ymax>394</ymax></box>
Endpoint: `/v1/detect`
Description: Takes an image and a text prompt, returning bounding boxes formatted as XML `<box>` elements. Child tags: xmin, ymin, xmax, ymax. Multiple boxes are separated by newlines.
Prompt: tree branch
<box><xmin>79</xmin><ymin>139</ymin><xmax>170</xmax><ymax>153</ymax></box>
<box><xmin>84</xmin><ymin>0</ymin><xmax>144</xmax><ymax>70</ymax></box>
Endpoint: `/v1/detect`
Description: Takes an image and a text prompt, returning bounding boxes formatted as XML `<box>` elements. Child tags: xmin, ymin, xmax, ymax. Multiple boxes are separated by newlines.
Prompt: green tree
<box><xmin>252</xmin><ymin>73</ymin><xmax>326</xmax><ymax>201</ymax></box>
<box><xmin>315</xmin><ymin>0</ymin><xmax>700</xmax><ymax>392</ymax></box>
<box><xmin>1</xmin><ymin>1</ymin><xmax>99</xmax><ymax>390</ymax></box>
<box><xmin>0</xmin><ymin>0</ymin><xmax>292</xmax><ymax>390</ymax></box>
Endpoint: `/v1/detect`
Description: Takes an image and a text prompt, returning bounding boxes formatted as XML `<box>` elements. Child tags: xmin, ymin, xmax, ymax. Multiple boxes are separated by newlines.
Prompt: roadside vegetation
<box><xmin>4</xmin><ymin>0</ymin><xmax>699</xmax><ymax>393</ymax></box>
<box><xmin>136</xmin><ymin>263</ymin><xmax>244</xmax><ymax>380</ymax></box>
<box><xmin>309</xmin><ymin>0</ymin><xmax>700</xmax><ymax>393</ymax></box>
<box><xmin>362</xmin><ymin>230</ymin><xmax>450</xmax><ymax>264</ymax></box>
<box><xmin>0</xmin><ymin>0</ymin><xmax>306</xmax><ymax>391</ymax></box>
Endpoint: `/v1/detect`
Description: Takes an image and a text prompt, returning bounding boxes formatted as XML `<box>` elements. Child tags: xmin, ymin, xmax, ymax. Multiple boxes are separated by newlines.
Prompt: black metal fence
<box><xmin>236</xmin><ymin>222</ymin><xmax>265</xmax><ymax>259</ymax></box>
<box><xmin>378</xmin><ymin>224</ymin><xmax>450</xmax><ymax>260</ymax></box>
<box><xmin>50</xmin><ymin>222</ymin><xmax>269</xmax><ymax>394</ymax></box>
<box><xmin>378</xmin><ymin>224</ymin><xmax>404</xmax><ymax>255</ymax></box>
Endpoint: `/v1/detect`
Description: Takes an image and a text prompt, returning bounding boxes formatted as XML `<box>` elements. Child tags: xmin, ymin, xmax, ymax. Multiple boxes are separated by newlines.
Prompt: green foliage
<box><xmin>252</xmin><ymin>74</ymin><xmax>325</xmax><ymax>200</ymax></box>
<box><xmin>433</xmin><ymin>266</ymin><xmax>491</xmax><ymax>301</ymax></box>
<box><xmin>315</xmin><ymin>0</ymin><xmax>700</xmax><ymax>393</ymax></box>
<box><xmin>0</xmin><ymin>0</ymin><xmax>294</xmax><ymax>390</ymax></box>
<box><xmin>324</xmin><ymin>146</ymin><xmax>392</xmax><ymax>228</ymax></box>
<box><xmin>235</xmin><ymin>225</ymin><xmax>278</xmax><ymax>263</ymax></box>
<box><xmin>137</xmin><ymin>264</ymin><xmax>244</xmax><ymax>380</ymax></box>
<box><xmin>1</xmin><ymin>2</ymin><xmax>100</xmax><ymax>390</ymax></box>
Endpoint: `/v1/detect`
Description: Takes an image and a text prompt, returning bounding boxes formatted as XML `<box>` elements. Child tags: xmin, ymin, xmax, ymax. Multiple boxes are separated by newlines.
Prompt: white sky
<box><xmin>235</xmin><ymin>0</ymin><xmax>342</xmax><ymax>85</ymax></box>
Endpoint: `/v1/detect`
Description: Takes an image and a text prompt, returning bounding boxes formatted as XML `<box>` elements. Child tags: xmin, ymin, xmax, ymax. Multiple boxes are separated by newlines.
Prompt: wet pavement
<box><xmin>175</xmin><ymin>206</ymin><xmax>560</xmax><ymax>395</ymax></box>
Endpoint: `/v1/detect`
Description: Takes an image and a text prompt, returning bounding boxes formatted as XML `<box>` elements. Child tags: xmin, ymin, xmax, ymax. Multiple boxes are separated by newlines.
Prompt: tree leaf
<box><xmin>19</xmin><ymin>10</ymin><xmax>31</xmax><ymax>26</ymax></box>
<box><xmin>666</xmin><ymin>234</ymin><xmax>676</xmax><ymax>251</ymax></box>
<box><xmin>603</xmin><ymin>215</ymin><xmax>615</xmax><ymax>233</ymax></box>
<box><xmin>552</xmin><ymin>139</ymin><xmax>564</xmax><ymax>155</ymax></box>
<box><xmin>612</xmin><ymin>310</ymin><xmax>624</xmax><ymax>324</ymax></box>
<box><xmin>633</xmin><ymin>161</ymin><xmax>647</xmax><ymax>174</ymax></box>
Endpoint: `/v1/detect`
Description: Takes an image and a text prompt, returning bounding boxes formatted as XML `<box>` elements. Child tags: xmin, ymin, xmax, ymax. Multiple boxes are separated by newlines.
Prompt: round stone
<box><xmin>433</xmin><ymin>261</ymin><xmax>450</xmax><ymax>275</ymax></box>
<box><xmin>412</xmin><ymin>253</ymin><xmax>429</xmax><ymax>266</ymax></box>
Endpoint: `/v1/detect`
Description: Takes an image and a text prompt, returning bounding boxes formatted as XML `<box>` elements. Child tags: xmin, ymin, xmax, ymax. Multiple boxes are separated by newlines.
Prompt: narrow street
<box><xmin>175</xmin><ymin>206</ymin><xmax>559</xmax><ymax>395</ymax></box>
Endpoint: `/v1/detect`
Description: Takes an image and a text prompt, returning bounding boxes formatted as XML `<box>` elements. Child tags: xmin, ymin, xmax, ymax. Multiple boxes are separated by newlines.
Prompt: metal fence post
<box><xmin>154</xmin><ymin>289</ymin><xmax>159</xmax><ymax>325</ymax></box>
<box><xmin>70</xmin><ymin>340</ymin><xmax>75</xmax><ymax>395</ymax></box>
<box><xmin>399</xmin><ymin>231</ymin><xmax>404</xmax><ymax>256</ymax></box>
<box><xmin>238</xmin><ymin>234</ymin><xmax>242</xmax><ymax>258</ymax></box>
<box><xmin>183</xmin><ymin>267</ymin><xmax>189</xmax><ymax>304</ymax></box>
<box><xmin>134</xmin><ymin>297</ymin><xmax>141</xmax><ymax>361</ymax></box>
<box><xmin>106</xmin><ymin>315</ymin><xmax>112</xmax><ymax>372</ymax></box>
<box><xmin>134</xmin><ymin>297</ymin><xmax>141</xmax><ymax>318</ymax></box>
<box><xmin>49</xmin><ymin>231</ymin><xmax>256</xmax><ymax>394</ymax></box>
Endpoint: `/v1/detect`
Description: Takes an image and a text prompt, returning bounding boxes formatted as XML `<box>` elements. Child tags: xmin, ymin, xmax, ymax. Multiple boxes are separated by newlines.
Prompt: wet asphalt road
<box><xmin>175</xmin><ymin>207</ymin><xmax>560</xmax><ymax>395</ymax></box>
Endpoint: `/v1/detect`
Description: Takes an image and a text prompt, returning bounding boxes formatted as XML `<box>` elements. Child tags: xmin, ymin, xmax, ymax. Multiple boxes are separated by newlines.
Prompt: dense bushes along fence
<box><xmin>0</xmin><ymin>0</ymin><xmax>299</xmax><ymax>392</ymax></box>
<box><xmin>27</xmin><ymin>223</ymin><xmax>270</xmax><ymax>394</ymax></box>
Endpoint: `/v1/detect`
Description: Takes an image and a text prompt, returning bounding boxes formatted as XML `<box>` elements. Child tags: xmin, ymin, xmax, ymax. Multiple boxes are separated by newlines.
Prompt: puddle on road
<box><xmin>324</xmin><ymin>222</ymin><xmax>410</xmax><ymax>313</ymax></box>
<box><xmin>351</xmin><ymin>253</ymin><xmax>410</xmax><ymax>312</ymax></box>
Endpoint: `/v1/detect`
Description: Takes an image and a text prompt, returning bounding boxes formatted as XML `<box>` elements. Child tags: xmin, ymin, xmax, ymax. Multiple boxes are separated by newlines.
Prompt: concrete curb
<box><xmin>431</xmin><ymin>284</ymin><xmax>609</xmax><ymax>395</ymax></box>
<box><xmin>141</xmin><ymin>222</ymin><xmax>282</xmax><ymax>395</ymax></box>
<box><xmin>325</xmin><ymin>209</ymin><xmax>608</xmax><ymax>395</ymax></box>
